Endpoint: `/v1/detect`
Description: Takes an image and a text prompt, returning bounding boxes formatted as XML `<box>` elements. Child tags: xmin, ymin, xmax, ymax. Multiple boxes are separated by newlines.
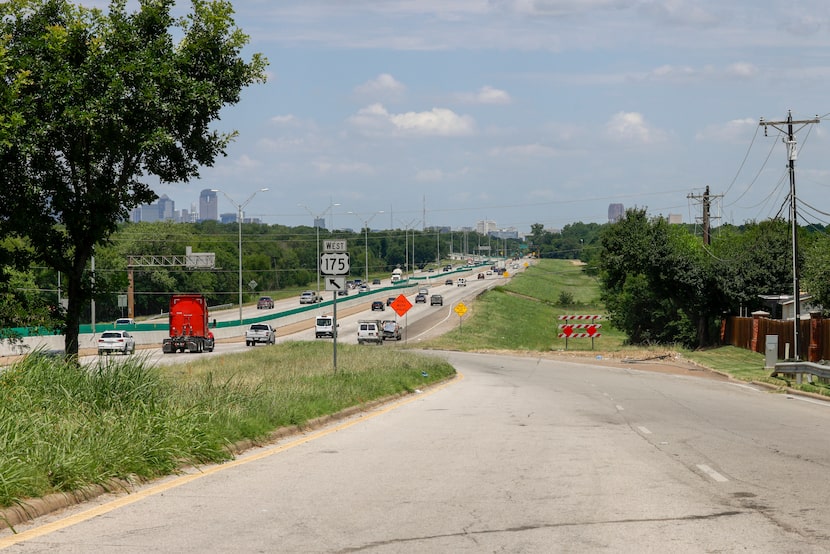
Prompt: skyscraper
<box><xmin>199</xmin><ymin>189</ymin><xmax>218</xmax><ymax>221</ymax></box>
<box><xmin>608</xmin><ymin>203</ymin><xmax>624</xmax><ymax>223</ymax></box>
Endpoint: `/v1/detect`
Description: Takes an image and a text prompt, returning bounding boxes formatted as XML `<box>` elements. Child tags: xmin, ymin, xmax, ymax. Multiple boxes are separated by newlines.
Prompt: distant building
<box><xmin>668</xmin><ymin>213</ymin><xmax>683</xmax><ymax>225</ymax></box>
<box><xmin>313</xmin><ymin>216</ymin><xmax>326</xmax><ymax>230</ymax></box>
<box><xmin>608</xmin><ymin>203</ymin><xmax>624</xmax><ymax>222</ymax></box>
<box><xmin>490</xmin><ymin>228</ymin><xmax>519</xmax><ymax>240</ymax></box>
<box><xmin>132</xmin><ymin>194</ymin><xmax>176</xmax><ymax>222</ymax></box>
<box><xmin>476</xmin><ymin>220</ymin><xmax>497</xmax><ymax>234</ymax></box>
<box><xmin>199</xmin><ymin>189</ymin><xmax>218</xmax><ymax>221</ymax></box>
<box><xmin>220</xmin><ymin>212</ymin><xmax>262</xmax><ymax>225</ymax></box>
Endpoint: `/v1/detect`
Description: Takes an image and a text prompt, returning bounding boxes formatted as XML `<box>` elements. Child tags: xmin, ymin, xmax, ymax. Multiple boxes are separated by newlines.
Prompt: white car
<box><xmin>98</xmin><ymin>330</ymin><xmax>136</xmax><ymax>355</ymax></box>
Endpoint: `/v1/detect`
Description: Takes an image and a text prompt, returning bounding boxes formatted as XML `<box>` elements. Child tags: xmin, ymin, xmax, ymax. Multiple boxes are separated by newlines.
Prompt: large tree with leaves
<box><xmin>599</xmin><ymin>208</ymin><xmax>722</xmax><ymax>348</ymax></box>
<box><xmin>0</xmin><ymin>0</ymin><xmax>267</xmax><ymax>356</ymax></box>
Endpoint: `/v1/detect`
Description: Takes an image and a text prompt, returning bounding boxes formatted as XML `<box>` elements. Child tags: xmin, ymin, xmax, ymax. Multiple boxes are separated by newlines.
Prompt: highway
<box><xmin>4</xmin><ymin>351</ymin><xmax>830</xmax><ymax>551</ymax></box>
<box><xmin>99</xmin><ymin>264</ymin><xmax>521</xmax><ymax>365</ymax></box>
<box><xmin>0</xmin><ymin>263</ymin><xmax>525</xmax><ymax>362</ymax></box>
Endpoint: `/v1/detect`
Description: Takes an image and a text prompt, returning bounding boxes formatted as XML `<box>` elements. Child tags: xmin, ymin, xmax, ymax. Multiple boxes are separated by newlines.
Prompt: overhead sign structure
<box><xmin>323</xmin><ymin>239</ymin><xmax>348</xmax><ymax>253</ymax></box>
<box><xmin>320</xmin><ymin>252</ymin><xmax>350</xmax><ymax>275</ymax></box>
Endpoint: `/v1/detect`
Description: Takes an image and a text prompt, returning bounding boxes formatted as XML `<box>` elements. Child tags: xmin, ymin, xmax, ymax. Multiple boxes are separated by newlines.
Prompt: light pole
<box><xmin>399</xmin><ymin>218</ymin><xmax>418</xmax><ymax>279</ymax></box>
<box><xmin>212</xmin><ymin>187</ymin><xmax>268</xmax><ymax>324</ymax></box>
<box><xmin>299</xmin><ymin>202</ymin><xmax>340</xmax><ymax>294</ymax></box>
<box><xmin>348</xmin><ymin>211</ymin><xmax>384</xmax><ymax>284</ymax></box>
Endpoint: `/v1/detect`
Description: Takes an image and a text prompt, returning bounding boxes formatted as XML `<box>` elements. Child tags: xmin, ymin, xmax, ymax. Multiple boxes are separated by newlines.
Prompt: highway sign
<box><xmin>454</xmin><ymin>302</ymin><xmax>467</xmax><ymax>317</ymax></box>
<box><xmin>320</xmin><ymin>252</ymin><xmax>350</xmax><ymax>275</ymax></box>
<box><xmin>325</xmin><ymin>276</ymin><xmax>346</xmax><ymax>292</ymax></box>
<box><xmin>323</xmin><ymin>239</ymin><xmax>348</xmax><ymax>253</ymax></box>
<box><xmin>390</xmin><ymin>294</ymin><xmax>412</xmax><ymax>317</ymax></box>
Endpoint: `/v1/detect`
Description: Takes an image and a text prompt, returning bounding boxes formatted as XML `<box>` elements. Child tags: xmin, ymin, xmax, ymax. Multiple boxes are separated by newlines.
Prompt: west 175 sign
<box><xmin>320</xmin><ymin>252</ymin><xmax>350</xmax><ymax>275</ymax></box>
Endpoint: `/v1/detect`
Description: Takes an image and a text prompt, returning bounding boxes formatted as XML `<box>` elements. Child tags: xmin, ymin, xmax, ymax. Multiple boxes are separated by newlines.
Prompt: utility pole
<box><xmin>687</xmin><ymin>185</ymin><xmax>722</xmax><ymax>245</ymax></box>
<box><xmin>760</xmin><ymin>111</ymin><xmax>820</xmax><ymax>361</ymax></box>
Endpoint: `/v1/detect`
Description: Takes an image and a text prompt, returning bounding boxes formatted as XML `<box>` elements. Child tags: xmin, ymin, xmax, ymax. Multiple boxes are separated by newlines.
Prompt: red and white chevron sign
<box><xmin>558</xmin><ymin>314</ymin><xmax>602</xmax><ymax>320</ymax></box>
<box><xmin>558</xmin><ymin>323</ymin><xmax>602</xmax><ymax>338</ymax></box>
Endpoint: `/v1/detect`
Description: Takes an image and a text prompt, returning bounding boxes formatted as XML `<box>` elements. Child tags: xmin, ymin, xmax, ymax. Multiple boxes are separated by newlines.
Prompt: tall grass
<box><xmin>424</xmin><ymin>260</ymin><xmax>628</xmax><ymax>352</ymax></box>
<box><xmin>0</xmin><ymin>344</ymin><xmax>454</xmax><ymax>509</ymax></box>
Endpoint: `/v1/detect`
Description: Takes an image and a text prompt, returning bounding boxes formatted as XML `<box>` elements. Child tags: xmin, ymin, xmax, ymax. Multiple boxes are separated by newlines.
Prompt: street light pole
<box><xmin>300</xmin><ymin>202</ymin><xmax>340</xmax><ymax>294</ymax></box>
<box><xmin>213</xmin><ymin>188</ymin><xmax>268</xmax><ymax>324</ymax></box>
<box><xmin>348</xmin><ymin>211</ymin><xmax>383</xmax><ymax>284</ymax></box>
<box><xmin>399</xmin><ymin>218</ymin><xmax>418</xmax><ymax>280</ymax></box>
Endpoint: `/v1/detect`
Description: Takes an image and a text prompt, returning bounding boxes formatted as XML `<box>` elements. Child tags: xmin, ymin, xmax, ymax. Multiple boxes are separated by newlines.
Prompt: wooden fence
<box><xmin>721</xmin><ymin>313</ymin><xmax>830</xmax><ymax>361</ymax></box>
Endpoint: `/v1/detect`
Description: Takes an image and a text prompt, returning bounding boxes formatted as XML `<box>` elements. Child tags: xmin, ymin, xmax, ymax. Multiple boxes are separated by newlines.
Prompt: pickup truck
<box><xmin>381</xmin><ymin>320</ymin><xmax>402</xmax><ymax>341</ymax></box>
<box><xmin>299</xmin><ymin>290</ymin><xmax>321</xmax><ymax>304</ymax></box>
<box><xmin>245</xmin><ymin>323</ymin><xmax>276</xmax><ymax>346</ymax></box>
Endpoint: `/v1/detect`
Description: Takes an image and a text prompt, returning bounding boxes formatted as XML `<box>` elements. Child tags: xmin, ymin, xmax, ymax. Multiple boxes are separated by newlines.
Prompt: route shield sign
<box><xmin>320</xmin><ymin>252</ymin><xmax>350</xmax><ymax>275</ymax></box>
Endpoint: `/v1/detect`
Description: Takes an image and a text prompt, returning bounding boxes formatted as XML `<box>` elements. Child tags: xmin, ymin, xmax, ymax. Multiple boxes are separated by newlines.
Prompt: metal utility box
<box><xmin>765</xmin><ymin>335</ymin><xmax>779</xmax><ymax>369</ymax></box>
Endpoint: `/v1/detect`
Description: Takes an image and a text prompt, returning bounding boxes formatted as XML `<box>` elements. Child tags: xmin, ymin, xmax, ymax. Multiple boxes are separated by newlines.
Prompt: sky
<box><xmin>83</xmin><ymin>0</ymin><xmax>830</xmax><ymax>234</ymax></box>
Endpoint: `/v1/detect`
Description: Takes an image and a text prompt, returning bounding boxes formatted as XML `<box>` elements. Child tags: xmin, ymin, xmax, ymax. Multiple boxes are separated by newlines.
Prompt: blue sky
<box><xmin>87</xmin><ymin>1</ymin><xmax>830</xmax><ymax>233</ymax></box>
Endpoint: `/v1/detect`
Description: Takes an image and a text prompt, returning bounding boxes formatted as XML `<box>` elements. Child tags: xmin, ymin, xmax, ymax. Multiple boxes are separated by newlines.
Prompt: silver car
<box><xmin>98</xmin><ymin>330</ymin><xmax>136</xmax><ymax>355</ymax></box>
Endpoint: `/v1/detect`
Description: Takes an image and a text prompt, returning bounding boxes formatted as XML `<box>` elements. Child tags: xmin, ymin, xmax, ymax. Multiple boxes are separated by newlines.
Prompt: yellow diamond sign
<box><xmin>454</xmin><ymin>302</ymin><xmax>467</xmax><ymax>317</ymax></box>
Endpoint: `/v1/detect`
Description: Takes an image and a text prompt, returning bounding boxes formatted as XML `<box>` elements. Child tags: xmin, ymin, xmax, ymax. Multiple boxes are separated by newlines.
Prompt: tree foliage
<box><xmin>0</xmin><ymin>0</ymin><xmax>267</xmax><ymax>355</ymax></box>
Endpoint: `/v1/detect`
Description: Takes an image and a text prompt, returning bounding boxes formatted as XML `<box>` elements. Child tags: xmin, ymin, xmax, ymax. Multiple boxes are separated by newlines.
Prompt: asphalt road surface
<box><xmin>3</xmin><ymin>351</ymin><xmax>830</xmax><ymax>552</ymax></box>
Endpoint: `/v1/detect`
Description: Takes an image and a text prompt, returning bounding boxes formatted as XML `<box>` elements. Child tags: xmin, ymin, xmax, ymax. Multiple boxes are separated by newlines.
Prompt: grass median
<box><xmin>0</xmin><ymin>342</ymin><xmax>454</xmax><ymax>510</ymax></box>
<box><xmin>421</xmin><ymin>260</ymin><xmax>826</xmax><ymax>396</ymax></box>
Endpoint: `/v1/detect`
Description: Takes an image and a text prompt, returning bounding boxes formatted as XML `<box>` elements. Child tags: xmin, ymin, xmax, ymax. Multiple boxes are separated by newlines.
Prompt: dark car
<box><xmin>386</xmin><ymin>297</ymin><xmax>396</xmax><ymax>306</ymax></box>
<box><xmin>445</xmin><ymin>278</ymin><xmax>453</xmax><ymax>285</ymax></box>
<box><xmin>371</xmin><ymin>300</ymin><xmax>385</xmax><ymax>311</ymax></box>
<box><xmin>415</xmin><ymin>293</ymin><xmax>427</xmax><ymax>304</ymax></box>
<box><xmin>430</xmin><ymin>294</ymin><xmax>443</xmax><ymax>306</ymax></box>
<box><xmin>257</xmin><ymin>296</ymin><xmax>274</xmax><ymax>309</ymax></box>
<box><xmin>372</xmin><ymin>278</ymin><xmax>381</xmax><ymax>285</ymax></box>
<box><xmin>337</xmin><ymin>288</ymin><xmax>349</xmax><ymax>296</ymax></box>
<box><xmin>477</xmin><ymin>273</ymin><xmax>485</xmax><ymax>279</ymax></box>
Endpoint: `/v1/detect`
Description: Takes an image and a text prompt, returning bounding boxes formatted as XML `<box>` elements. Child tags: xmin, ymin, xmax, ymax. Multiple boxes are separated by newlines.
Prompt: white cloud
<box><xmin>415</xmin><ymin>169</ymin><xmax>446</xmax><ymax>182</ymax></box>
<box><xmin>489</xmin><ymin>143</ymin><xmax>562</xmax><ymax>157</ymax></box>
<box><xmin>494</xmin><ymin>0</ymin><xmax>634</xmax><ymax>17</ymax></box>
<box><xmin>313</xmin><ymin>160</ymin><xmax>376</xmax><ymax>175</ymax></box>
<box><xmin>348</xmin><ymin>103</ymin><xmax>475</xmax><ymax>136</ymax></box>
<box><xmin>354</xmin><ymin>73</ymin><xmax>407</xmax><ymax>101</ymax></box>
<box><xmin>604</xmin><ymin>112</ymin><xmax>666</xmax><ymax>145</ymax></box>
<box><xmin>457</xmin><ymin>85</ymin><xmax>512</xmax><ymax>104</ymax></box>
<box><xmin>725</xmin><ymin>62</ymin><xmax>758</xmax><ymax>78</ymax></box>
<box><xmin>271</xmin><ymin>114</ymin><xmax>301</xmax><ymax>126</ymax></box>
<box><xmin>638</xmin><ymin>0</ymin><xmax>719</xmax><ymax>27</ymax></box>
<box><xmin>695</xmin><ymin>117</ymin><xmax>757</xmax><ymax>143</ymax></box>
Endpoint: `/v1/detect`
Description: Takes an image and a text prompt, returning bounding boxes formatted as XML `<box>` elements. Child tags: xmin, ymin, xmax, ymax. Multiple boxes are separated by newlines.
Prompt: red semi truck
<box><xmin>162</xmin><ymin>294</ymin><xmax>215</xmax><ymax>354</ymax></box>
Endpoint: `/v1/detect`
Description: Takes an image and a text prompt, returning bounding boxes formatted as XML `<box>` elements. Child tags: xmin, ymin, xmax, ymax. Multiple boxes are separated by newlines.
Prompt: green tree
<box><xmin>599</xmin><ymin>209</ymin><xmax>721</xmax><ymax>348</ymax></box>
<box><xmin>0</xmin><ymin>0</ymin><xmax>266</xmax><ymax>355</ymax></box>
<box><xmin>802</xmin><ymin>233</ymin><xmax>830</xmax><ymax>314</ymax></box>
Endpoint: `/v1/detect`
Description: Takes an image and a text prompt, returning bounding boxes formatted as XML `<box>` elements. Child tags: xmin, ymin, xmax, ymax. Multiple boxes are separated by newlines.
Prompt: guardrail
<box><xmin>772</xmin><ymin>361</ymin><xmax>830</xmax><ymax>385</ymax></box>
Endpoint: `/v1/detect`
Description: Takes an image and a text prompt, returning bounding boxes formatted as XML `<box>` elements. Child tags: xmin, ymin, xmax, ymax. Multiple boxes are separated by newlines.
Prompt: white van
<box><xmin>315</xmin><ymin>315</ymin><xmax>337</xmax><ymax>338</ymax></box>
<box><xmin>357</xmin><ymin>319</ymin><xmax>382</xmax><ymax>345</ymax></box>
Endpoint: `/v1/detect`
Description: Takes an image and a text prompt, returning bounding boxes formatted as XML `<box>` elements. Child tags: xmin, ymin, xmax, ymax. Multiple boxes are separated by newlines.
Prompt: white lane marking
<box><xmin>637</xmin><ymin>426</ymin><xmax>652</xmax><ymax>435</ymax></box>
<box><xmin>616</xmin><ymin>404</ymin><xmax>624</xmax><ymax>411</ymax></box>
<box><xmin>697</xmin><ymin>464</ymin><xmax>729</xmax><ymax>482</ymax></box>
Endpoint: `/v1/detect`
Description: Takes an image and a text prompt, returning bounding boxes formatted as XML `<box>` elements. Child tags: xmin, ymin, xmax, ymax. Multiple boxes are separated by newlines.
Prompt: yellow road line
<box><xmin>0</xmin><ymin>372</ymin><xmax>462</xmax><ymax>549</ymax></box>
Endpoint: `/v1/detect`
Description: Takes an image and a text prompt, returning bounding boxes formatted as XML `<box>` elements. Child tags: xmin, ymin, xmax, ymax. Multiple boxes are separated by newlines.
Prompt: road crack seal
<box><xmin>334</xmin><ymin>510</ymin><xmax>745</xmax><ymax>552</ymax></box>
